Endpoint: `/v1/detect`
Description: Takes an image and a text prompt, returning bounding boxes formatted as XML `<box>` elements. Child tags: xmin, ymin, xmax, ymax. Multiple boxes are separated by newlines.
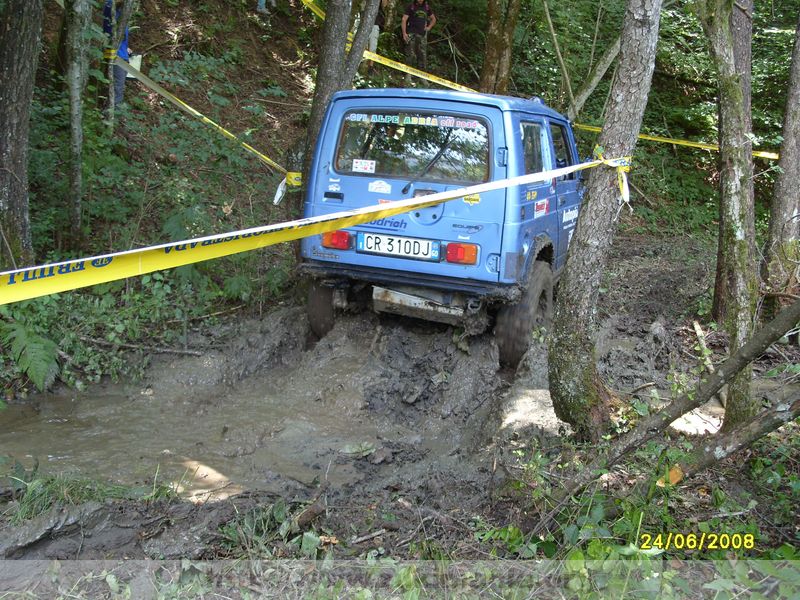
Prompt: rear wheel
<box><xmin>307</xmin><ymin>280</ymin><xmax>335</xmax><ymax>337</ymax></box>
<box><xmin>495</xmin><ymin>260</ymin><xmax>554</xmax><ymax>367</ymax></box>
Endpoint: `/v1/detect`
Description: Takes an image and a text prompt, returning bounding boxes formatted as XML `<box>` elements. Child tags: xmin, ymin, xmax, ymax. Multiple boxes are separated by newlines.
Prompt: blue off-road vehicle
<box><xmin>299</xmin><ymin>88</ymin><xmax>583</xmax><ymax>366</ymax></box>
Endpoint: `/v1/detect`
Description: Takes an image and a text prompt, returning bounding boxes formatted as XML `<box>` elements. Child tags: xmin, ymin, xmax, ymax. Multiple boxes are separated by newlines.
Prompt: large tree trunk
<box><xmin>0</xmin><ymin>0</ymin><xmax>43</xmax><ymax>270</ymax></box>
<box><xmin>300</xmin><ymin>0</ymin><xmax>379</xmax><ymax>205</ymax></box>
<box><xmin>764</xmin><ymin>16</ymin><xmax>800</xmax><ymax>314</ymax></box>
<box><xmin>478</xmin><ymin>0</ymin><xmax>522</xmax><ymax>95</ymax></box>
<box><xmin>698</xmin><ymin>0</ymin><xmax>759</xmax><ymax>432</ymax></box>
<box><xmin>547</xmin><ymin>0</ymin><xmax>663</xmax><ymax>442</ymax></box>
<box><xmin>66</xmin><ymin>0</ymin><xmax>91</xmax><ymax>249</ymax></box>
<box><xmin>711</xmin><ymin>0</ymin><xmax>754</xmax><ymax>322</ymax></box>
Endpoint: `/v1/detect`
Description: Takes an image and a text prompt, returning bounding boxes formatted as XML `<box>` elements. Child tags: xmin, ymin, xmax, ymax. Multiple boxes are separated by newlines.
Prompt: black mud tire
<box><xmin>495</xmin><ymin>260</ymin><xmax>554</xmax><ymax>368</ymax></box>
<box><xmin>307</xmin><ymin>280</ymin><xmax>335</xmax><ymax>338</ymax></box>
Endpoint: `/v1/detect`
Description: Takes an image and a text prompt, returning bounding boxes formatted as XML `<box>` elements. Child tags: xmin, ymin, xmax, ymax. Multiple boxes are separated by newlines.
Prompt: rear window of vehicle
<box><xmin>334</xmin><ymin>111</ymin><xmax>490</xmax><ymax>185</ymax></box>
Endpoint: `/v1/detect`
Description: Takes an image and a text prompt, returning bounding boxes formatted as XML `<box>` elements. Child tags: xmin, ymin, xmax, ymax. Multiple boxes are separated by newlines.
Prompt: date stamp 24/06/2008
<box><xmin>640</xmin><ymin>532</ymin><xmax>756</xmax><ymax>552</ymax></box>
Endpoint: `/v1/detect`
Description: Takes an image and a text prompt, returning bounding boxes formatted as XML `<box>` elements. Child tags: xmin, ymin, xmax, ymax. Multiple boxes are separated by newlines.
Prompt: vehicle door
<box><xmin>503</xmin><ymin>118</ymin><xmax>558</xmax><ymax>284</ymax></box>
<box><xmin>548</xmin><ymin>120</ymin><xmax>581</xmax><ymax>270</ymax></box>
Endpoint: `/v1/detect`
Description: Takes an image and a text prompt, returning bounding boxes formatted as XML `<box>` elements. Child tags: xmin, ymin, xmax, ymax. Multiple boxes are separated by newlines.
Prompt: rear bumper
<box><xmin>298</xmin><ymin>260</ymin><xmax>521</xmax><ymax>303</ymax></box>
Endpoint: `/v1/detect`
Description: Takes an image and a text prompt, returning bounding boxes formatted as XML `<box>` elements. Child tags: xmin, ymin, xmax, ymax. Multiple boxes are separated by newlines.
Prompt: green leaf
<box><xmin>300</xmin><ymin>531</ymin><xmax>320</xmax><ymax>557</ymax></box>
<box><xmin>0</xmin><ymin>322</ymin><xmax>59</xmax><ymax>391</ymax></box>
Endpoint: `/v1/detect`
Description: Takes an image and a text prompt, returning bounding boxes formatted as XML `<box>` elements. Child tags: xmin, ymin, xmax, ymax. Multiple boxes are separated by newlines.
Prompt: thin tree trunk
<box><xmin>764</xmin><ymin>16</ymin><xmax>800</xmax><ymax>315</ymax></box>
<box><xmin>66</xmin><ymin>0</ymin><xmax>91</xmax><ymax>249</ymax></box>
<box><xmin>0</xmin><ymin>0</ymin><xmax>43</xmax><ymax>270</ymax></box>
<box><xmin>343</xmin><ymin>0</ymin><xmax>380</xmax><ymax>83</ymax></box>
<box><xmin>711</xmin><ymin>0</ymin><xmax>753</xmax><ymax>322</ymax></box>
<box><xmin>301</xmin><ymin>0</ymin><xmax>378</xmax><ymax>207</ymax></box>
<box><xmin>569</xmin><ymin>38</ymin><xmax>620</xmax><ymax>121</ymax></box>
<box><xmin>479</xmin><ymin>0</ymin><xmax>522</xmax><ymax>95</ymax></box>
<box><xmin>547</xmin><ymin>0</ymin><xmax>663</xmax><ymax>442</ymax></box>
<box><xmin>569</xmin><ymin>0</ymin><xmax>675</xmax><ymax>121</ymax></box>
<box><xmin>541</xmin><ymin>0</ymin><xmax>576</xmax><ymax>117</ymax></box>
<box><xmin>698</xmin><ymin>0</ymin><xmax>759</xmax><ymax>432</ymax></box>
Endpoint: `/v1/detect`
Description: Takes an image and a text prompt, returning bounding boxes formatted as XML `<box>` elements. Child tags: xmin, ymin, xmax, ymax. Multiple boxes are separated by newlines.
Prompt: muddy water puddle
<box><xmin>0</xmin><ymin>313</ymin><xmax>479</xmax><ymax>502</ymax></box>
<box><xmin>0</xmin><ymin>364</ymin><xmax>405</xmax><ymax>501</ymax></box>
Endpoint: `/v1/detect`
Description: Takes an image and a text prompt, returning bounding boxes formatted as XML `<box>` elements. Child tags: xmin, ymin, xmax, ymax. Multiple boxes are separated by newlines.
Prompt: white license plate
<box><xmin>356</xmin><ymin>233</ymin><xmax>440</xmax><ymax>261</ymax></box>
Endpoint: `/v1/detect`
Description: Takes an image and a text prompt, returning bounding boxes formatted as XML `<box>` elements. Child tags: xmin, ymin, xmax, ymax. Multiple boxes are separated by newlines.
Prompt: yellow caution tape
<box><xmin>301</xmin><ymin>0</ymin><xmax>473</xmax><ymax>92</ymax></box>
<box><xmin>301</xmin><ymin>0</ymin><xmax>779</xmax><ymax>161</ymax></box>
<box><xmin>574</xmin><ymin>123</ymin><xmax>779</xmax><ymax>161</ymax></box>
<box><xmin>115</xmin><ymin>58</ymin><xmax>288</xmax><ymax>174</ymax></box>
<box><xmin>287</xmin><ymin>172</ymin><xmax>302</xmax><ymax>187</ymax></box>
<box><xmin>0</xmin><ymin>157</ymin><xmax>626</xmax><ymax>305</ymax></box>
<box><xmin>363</xmin><ymin>50</ymin><xmax>474</xmax><ymax>92</ymax></box>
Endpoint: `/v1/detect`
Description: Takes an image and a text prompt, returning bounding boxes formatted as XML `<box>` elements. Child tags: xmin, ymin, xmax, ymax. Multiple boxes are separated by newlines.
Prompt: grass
<box><xmin>8</xmin><ymin>471</ymin><xmax>178</xmax><ymax>524</ymax></box>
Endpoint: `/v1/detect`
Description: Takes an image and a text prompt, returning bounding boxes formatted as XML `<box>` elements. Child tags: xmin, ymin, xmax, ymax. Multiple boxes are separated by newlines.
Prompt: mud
<box><xmin>1</xmin><ymin>234</ymin><xmax>796</xmax><ymax>561</ymax></box>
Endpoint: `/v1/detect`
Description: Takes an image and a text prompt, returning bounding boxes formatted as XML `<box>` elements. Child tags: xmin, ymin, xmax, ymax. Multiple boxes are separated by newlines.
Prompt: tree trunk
<box><xmin>711</xmin><ymin>0</ymin><xmax>753</xmax><ymax>322</ymax></box>
<box><xmin>568</xmin><ymin>37</ymin><xmax>620</xmax><ymax>121</ymax></box>
<box><xmin>66</xmin><ymin>0</ymin><xmax>91</xmax><ymax>249</ymax></box>
<box><xmin>568</xmin><ymin>0</ymin><xmax>676</xmax><ymax>121</ymax></box>
<box><xmin>697</xmin><ymin>0</ymin><xmax>759</xmax><ymax>432</ymax></box>
<box><xmin>541</xmin><ymin>0</ymin><xmax>576</xmax><ymax>116</ymax></box>
<box><xmin>764</xmin><ymin>16</ymin><xmax>800</xmax><ymax>315</ymax></box>
<box><xmin>0</xmin><ymin>0</ymin><xmax>43</xmax><ymax>270</ymax></box>
<box><xmin>478</xmin><ymin>0</ymin><xmax>522</xmax><ymax>95</ymax></box>
<box><xmin>300</xmin><ymin>0</ymin><xmax>379</xmax><ymax>207</ymax></box>
<box><xmin>547</xmin><ymin>0</ymin><xmax>663</xmax><ymax>442</ymax></box>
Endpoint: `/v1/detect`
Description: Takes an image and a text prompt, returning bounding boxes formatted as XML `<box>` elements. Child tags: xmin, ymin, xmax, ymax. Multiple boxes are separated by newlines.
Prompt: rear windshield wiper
<box><xmin>401</xmin><ymin>129</ymin><xmax>454</xmax><ymax>194</ymax></box>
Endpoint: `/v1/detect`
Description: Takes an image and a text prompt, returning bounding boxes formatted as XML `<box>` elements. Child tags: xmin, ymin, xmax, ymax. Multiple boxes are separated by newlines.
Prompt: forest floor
<box><xmin>0</xmin><ymin>0</ymin><xmax>798</xmax><ymax>595</ymax></box>
<box><xmin>1</xmin><ymin>231</ymin><xmax>797</xmax><ymax>567</ymax></box>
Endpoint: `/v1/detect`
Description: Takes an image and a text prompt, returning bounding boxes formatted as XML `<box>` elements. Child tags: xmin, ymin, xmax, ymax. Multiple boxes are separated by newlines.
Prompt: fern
<box><xmin>0</xmin><ymin>322</ymin><xmax>59</xmax><ymax>391</ymax></box>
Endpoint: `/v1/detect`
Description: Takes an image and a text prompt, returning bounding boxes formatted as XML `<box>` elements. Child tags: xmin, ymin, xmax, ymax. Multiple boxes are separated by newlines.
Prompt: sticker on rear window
<box><xmin>352</xmin><ymin>159</ymin><xmax>376</xmax><ymax>174</ymax></box>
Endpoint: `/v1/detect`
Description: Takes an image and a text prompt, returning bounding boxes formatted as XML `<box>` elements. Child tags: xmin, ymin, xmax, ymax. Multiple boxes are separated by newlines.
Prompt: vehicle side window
<box><xmin>551</xmin><ymin>123</ymin><xmax>575</xmax><ymax>178</ymax></box>
<box><xmin>521</xmin><ymin>122</ymin><xmax>544</xmax><ymax>174</ymax></box>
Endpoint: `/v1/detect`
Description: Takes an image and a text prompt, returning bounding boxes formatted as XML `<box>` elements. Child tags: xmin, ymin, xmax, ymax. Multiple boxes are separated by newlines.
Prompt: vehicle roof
<box><xmin>329</xmin><ymin>88</ymin><xmax>569</xmax><ymax>121</ymax></box>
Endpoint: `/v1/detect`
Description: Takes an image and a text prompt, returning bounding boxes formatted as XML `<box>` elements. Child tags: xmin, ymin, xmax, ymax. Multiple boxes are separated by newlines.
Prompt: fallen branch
<box><xmin>349</xmin><ymin>529</ymin><xmax>386</xmax><ymax>545</ymax></box>
<box><xmin>679</xmin><ymin>396</ymin><xmax>800</xmax><ymax>478</ymax></box>
<box><xmin>693</xmin><ymin>320</ymin><xmax>727</xmax><ymax>407</ymax></box>
<box><xmin>79</xmin><ymin>336</ymin><xmax>203</xmax><ymax>356</ymax></box>
<box><xmin>533</xmin><ymin>297</ymin><xmax>800</xmax><ymax>534</ymax></box>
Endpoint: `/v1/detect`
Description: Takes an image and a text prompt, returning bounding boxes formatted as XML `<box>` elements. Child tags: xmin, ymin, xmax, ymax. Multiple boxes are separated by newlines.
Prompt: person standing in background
<box><xmin>401</xmin><ymin>0</ymin><xmax>436</xmax><ymax>84</ymax></box>
<box><xmin>365</xmin><ymin>0</ymin><xmax>388</xmax><ymax>72</ymax></box>
<box><xmin>103</xmin><ymin>0</ymin><xmax>129</xmax><ymax>107</ymax></box>
<box><xmin>256</xmin><ymin>0</ymin><xmax>277</xmax><ymax>15</ymax></box>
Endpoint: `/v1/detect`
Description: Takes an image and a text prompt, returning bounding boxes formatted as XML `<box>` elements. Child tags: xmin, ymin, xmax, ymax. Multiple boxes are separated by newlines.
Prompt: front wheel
<box><xmin>495</xmin><ymin>260</ymin><xmax>554</xmax><ymax>368</ymax></box>
<box><xmin>307</xmin><ymin>280</ymin><xmax>335</xmax><ymax>338</ymax></box>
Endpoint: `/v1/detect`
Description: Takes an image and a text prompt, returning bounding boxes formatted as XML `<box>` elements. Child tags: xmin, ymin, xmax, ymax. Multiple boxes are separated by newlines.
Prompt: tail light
<box><xmin>446</xmin><ymin>243</ymin><xmax>478</xmax><ymax>265</ymax></box>
<box><xmin>322</xmin><ymin>230</ymin><xmax>352</xmax><ymax>250</ymax></box>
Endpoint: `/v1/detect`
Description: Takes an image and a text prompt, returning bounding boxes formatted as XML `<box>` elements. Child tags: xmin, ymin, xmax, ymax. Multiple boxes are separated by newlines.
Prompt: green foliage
<box><xmin>0</xmin><ymin>321</ymin><xmax>59</xmax><ymax>391</ymax></box>
<box><xmin>218</xmin><ymin>499</ymin><xmax>327</xmax><ymax>560</ymax></box>
<box><xmin>7</xmin><ymin>468</ymin><xmax>176</xmax><ymax>524</ymax></box>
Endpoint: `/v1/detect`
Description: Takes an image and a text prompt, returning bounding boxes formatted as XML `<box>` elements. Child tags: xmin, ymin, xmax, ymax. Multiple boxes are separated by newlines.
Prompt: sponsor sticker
<box><xmin>463</xmin><ymin>193</ymin><xmax>480</xmax><ymax>206</ymax></box>
<box><xmin>368</xmin><ymin>180</ymin><xmax>392</xmax><ymax>194</ymax></box>
<box><xmin>352</xmin><ymin>159</ymin><xmax>376</xmax><ymax>174</ymax></box>
<box><xmin>562</xmin><ymin>206</ymin><xmax>579</xmax><ymax>225</ymax></box>
<box><xmin>525</xmin><ymin>190</ymin><xmax>538</xmax><ymax>201</ymax></box>
<box><xmin>534</xmin><ymin>199</ymin><xmax>549</xmax><ymax>219</ymax></box>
